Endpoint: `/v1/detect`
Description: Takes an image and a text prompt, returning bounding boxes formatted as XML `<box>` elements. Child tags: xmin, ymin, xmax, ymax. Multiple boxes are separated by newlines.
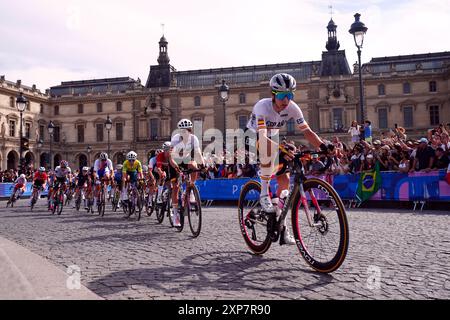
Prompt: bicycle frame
<box><xmin>276</xmin><ymin>154</ymin><xmax>327</xmax><ymax>229</ymax></box>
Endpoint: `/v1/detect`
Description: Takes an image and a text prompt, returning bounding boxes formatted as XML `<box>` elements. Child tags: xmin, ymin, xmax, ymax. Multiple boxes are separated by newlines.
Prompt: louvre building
<box><xmin>0</xmin><ymin>18</ymin><xmax>449</xmax><ymax>170</ymax></box>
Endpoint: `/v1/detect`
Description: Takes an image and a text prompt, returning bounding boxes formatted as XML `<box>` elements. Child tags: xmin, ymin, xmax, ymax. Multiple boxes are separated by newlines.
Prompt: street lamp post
<box><xmin>16</xmin><ymin>92</ymin><xmax>27</xmax><ymax>172</ymax></box>
<box><xmin>37</xmin><ymin>139</ymin><xmax>43</xmax><ymax>167</ymax></box>
<box><xmin>87</xmin><ymin>145</ymin><xmax>92</xmax><ymax>166</ymax></box>
<box><xmin>218</xmin><ymin>79</ymin><xmax>229</xmax><ymax>154</ymax></box>
<box><xmin>48</xmin><ymin>121</ymin><xmax>55</xmax><ymax>169</ymax></box>
<box><xmin>349</xmin><ymin>13</ymin><xmax>368</xmax><ymax>124</ymax></box>
<box><xmin>105</xmin><ymin>115</ymin><xmax>113</xmax><ymax>156</ymax></box>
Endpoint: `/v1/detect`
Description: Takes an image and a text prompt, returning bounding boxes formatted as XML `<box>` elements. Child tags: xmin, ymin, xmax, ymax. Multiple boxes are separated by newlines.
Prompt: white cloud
<box><xmin>0</xmin><ymin>0</ymin><xmax>448</xmax><ymax>89</ymax></box>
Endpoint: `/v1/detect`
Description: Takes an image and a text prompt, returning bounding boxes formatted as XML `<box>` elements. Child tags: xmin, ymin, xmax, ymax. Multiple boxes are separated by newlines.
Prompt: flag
<box><xmin>356</xmin><ymin>162</ymin><xmax>381</xmax><ymax>203</ymax></box>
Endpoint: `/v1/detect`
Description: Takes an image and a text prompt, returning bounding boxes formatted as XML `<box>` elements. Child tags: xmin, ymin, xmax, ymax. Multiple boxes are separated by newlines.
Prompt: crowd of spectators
<box><xmin>197</xmin><ymin>121</ymin><xmax>450</xmax><ymax>180</ymax></box>
<box><xmin>0</xmin><ymin>165</ymin><xmax>35</xmax><ymax>182</ymax></box>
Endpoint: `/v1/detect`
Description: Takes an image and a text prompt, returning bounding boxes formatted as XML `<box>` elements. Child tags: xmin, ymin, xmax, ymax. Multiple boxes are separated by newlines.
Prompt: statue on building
<box><xmin>1</xmin><ymin>122</ymin><xmax>5</xmax><ymax>139</ymax></box>
<box><xmin>35</xmin><ymin>127</ymin><xmax>40</xmax><ymax>142</ymax></box>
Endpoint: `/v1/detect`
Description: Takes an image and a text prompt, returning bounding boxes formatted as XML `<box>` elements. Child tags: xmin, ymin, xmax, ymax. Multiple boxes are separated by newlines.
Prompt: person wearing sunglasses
<box><xmin>246</xmin><ymin>73</ymin><xmax>332</xmax><ymax>245</ymax></box>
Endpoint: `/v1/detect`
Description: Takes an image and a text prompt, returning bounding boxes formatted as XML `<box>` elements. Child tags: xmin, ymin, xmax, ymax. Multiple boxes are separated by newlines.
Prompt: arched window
<box><xmin>239</xmin><ymin>93</ymin><xmax>246</xmax><ymax>104</ymax></box>
<box><xmin>403</xmin><ymin>82</ymin><xmax>411</xmax><ymax>94</ymax></box>
<box><xmin>194</xmin><ymin>96</ymin><xmax>201</xmax><ymax>107</ymax></box>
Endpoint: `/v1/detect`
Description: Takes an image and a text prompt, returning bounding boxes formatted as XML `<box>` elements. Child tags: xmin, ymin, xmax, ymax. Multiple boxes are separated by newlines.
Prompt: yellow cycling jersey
<box><xmin>122</xmin><ymin>160</ymin><xmax>143</xmax><ymax>173</ymax></box>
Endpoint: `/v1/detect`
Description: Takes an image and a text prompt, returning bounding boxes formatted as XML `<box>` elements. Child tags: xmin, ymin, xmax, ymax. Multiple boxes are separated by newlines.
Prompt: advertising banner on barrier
<box><xmin>0</xmin><ymin>183</ymin><xmax>48</xmax><ymax>198</ymax></box>
<box><xmin>194</xmin><ymin>170</ymin><xmax>450</xmax><ymax>202</ymax></box>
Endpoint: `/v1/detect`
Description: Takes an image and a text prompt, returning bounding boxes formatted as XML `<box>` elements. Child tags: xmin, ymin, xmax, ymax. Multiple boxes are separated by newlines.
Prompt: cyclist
<box><xmin>30</xmin><ymin>167</ymin><xmax>48</xmax><ymax>206</ymax></box>
<box><xmin>113</xmin><ymin>164</ymin><xmax>123</xmax><ymax>209</ymax></box>
<box><xmin>48</xmin><ymin>160</ymin><xmax>72</xmax><ymax>211</ymax></box>
<box><xmin>169</xmin><ymin>119</ymin><xmax>206</xmax><ymax>226</ymax></box>
<box><xmin>11</xmin><ymin>173</ymin><xmax>27</xmax><ymax>202</ymax></box>
<box><xmin>150</xmin><ymin>149</ymin><xmax>163</xmax><ymax>202</ymax></box>
<box><xmin>74</xmin><ymin>166</ymin><xmax>90</xmax><ymax>209</ymax></box>
<box><xmin>247</xmin><ymin>73</ymin><xmax>333</xmax><ymax>245</ymax></box>
<box><xmin>93</xmin><ymin>152</ymin><xmax>114</xmax><ymax>207</ymax></box>
<box><xmin>121</xmin><ymin>151</ymin><xmax>144</xmax><ymax>204</ymax></box>
<box><xmin>155</xmin><ymin>142</ymin><xmax>179</xmax><ymax>205</ymax></box>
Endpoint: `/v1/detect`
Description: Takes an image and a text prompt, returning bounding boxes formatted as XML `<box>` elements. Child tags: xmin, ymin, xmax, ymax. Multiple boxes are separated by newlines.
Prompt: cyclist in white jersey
<box><xmin>169</xmin><ymin>119</ymin><xmax>206</xmax><ymax>226</ymax></box>
<box><xmin>48</xmin><ymin>160</ymin><xmax>72</xmax><ymax>210</ymax></box>
<box><xmin>247</xmin><ymin>73</ymin><xmax>333</xmax><ymax>245</ymax></box>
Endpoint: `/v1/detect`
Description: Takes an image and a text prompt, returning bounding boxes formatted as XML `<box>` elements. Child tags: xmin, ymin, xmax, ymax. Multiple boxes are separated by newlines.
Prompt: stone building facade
<box><xmin>0</xmin><ymin>18</ymin><xmax>449</xmax><ymax>170</ymax></box>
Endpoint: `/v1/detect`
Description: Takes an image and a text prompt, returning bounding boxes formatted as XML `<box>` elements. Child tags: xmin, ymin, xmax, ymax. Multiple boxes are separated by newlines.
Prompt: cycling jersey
<box><xmin>14</xmin><ymin>177</ymin><xmax>27</xmax><ymax>186</ymax></box>
<box><xmin>76</xmin><ymin>172</ymin><xmax>89</xmax><ymax>186</ymax></box>
<box><xmin>171</xmin><ymin>133</ymin><xmax>200</xmax><ymax>164</ymax></box>
<box><xmin>34</xmin><ymin>172</ymin><xmax>48</xmax><ymax>182</ymax></box>
<box><xmin>148</xmin><ymin>157</ymin><xmax>157</xmax><ymax>171</ymax></box>
<box><xmin>93</xmin><ymin>159</ymin><xmax>114</xmax><ymax>175</ymax></box>
<box><xmin>122</xmin><ymin>160</ymin><xmax>142</xmax><ymax>174</ymax></box>
<box><xmin>54</xmin><ymin>166</ymin><xmax>72</xmax><ymax>178</ymax></box>
<box><xmin>247</xmin><ymin>98</ymin><xmax>310</xmax><ymax>136</ymax></box>
<box><xmin>156</xmin><ymin>152</ymin><xmax>170</xmax><ymax>169</ymax></box>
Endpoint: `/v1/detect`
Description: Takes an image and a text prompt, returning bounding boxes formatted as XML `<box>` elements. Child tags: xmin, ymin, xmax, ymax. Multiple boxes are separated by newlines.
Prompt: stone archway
<box><xmin>24</xmin><ymin>151</ymin><xmax>35</xmax><ymax>168</ymax></box>
<box><xmin>7</xmin><ymin>150</ymin><xmax>18</xmax><ymax>170</ymax></box>
<box><xmin>114</xmin><ymin>152</ymin><xmax>126</xmax><ymax>166</ymax></box>
<box><xmin>54</xmin><ymin>154</ymin><xmax>62</xmax><ymax>168</ymax></box>
<box><xmin>77</xmin><ymin>154</ymin><xmax>88</xmax><ymax>169</ymax></box>
<box><xmin>40</xmin><ymin>152</ymin><xmax>48</xmax><ymax>168</ymax></box>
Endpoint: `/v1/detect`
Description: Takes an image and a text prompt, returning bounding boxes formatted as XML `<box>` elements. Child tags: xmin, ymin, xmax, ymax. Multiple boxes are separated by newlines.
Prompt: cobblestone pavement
<box><xmin>0</xmin><ymin>199</ymin><xmax>449</xmax><ymax>300</ymax></box>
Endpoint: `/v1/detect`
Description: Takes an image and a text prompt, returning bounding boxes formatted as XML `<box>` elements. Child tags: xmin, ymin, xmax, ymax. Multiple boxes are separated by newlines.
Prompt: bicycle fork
<box><xmin>298</xmin><ymin>184</ymin><xmax>323</xmax><ymax>228</ymax></box>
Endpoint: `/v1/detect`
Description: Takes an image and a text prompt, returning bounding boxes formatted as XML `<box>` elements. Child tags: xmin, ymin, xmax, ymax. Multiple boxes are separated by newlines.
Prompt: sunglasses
<box><xmin>272</xmin><ymin>91</ymin><xmax>294</xmax><ymax>100</ymax></box>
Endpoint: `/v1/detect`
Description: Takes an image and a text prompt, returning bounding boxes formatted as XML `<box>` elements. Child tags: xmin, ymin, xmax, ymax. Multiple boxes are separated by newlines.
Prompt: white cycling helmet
<box><xmin>100</xmin><ymin>152</ymin><xmax>108</xmax><ymax>160</ymax></box>
<box><xmin>162</xmin><ymin>141</ymin><xmax>171</xmax><ymax>151</ymax></box>
<box><xmin>127</xmin><ymin>151</ymin><xmax>137</xmax><ymax>161</ymax></box>
<box><xmin>82</xmin><ymin>166</ymin><xmax>89</xmax><ymax>172</ymax></box>
<box><xmin>270</xmin><ymin>73</ymin><xmax>296</xmax><ymax>92</ymax></box>
<box><xmin>177</xmin><ymin>118</ymin><xmax>193</xmax><ymax>129</ymax></box>
<box><xmin>20</xmin><ymin>174</ymin><xmax>26</xmax><ymax>179</ymax></box>
<box><xmin>39</xmin><ymin>167</ymin><xmax>46</xmax><ymax>172</ymax></box>
<box><xmin>116</xmin><ymin>164</ymin><xmax>123</xmax><ymax>170</ymax></box>
<box><xmin>142</xmin><ymin>165</ymin><xmax>148</xmax><ymax>172</ymax></box>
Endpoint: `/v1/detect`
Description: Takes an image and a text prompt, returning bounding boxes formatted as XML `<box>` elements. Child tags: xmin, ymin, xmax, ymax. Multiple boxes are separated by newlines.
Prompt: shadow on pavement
<box><xmin>87</xmin><ymin>250</ymin><xmax>335</xmax><ymax>298</ymax></box>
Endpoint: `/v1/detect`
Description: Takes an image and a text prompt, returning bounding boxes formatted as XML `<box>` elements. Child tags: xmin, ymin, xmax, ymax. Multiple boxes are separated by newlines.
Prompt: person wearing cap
<box><xmin>362</xmin><ymin>153</ymin><xmax>376</xmax><ymax>172</ymax></box>
<box><xmin>410</xmin><ymin>138</ymin><xmax>435</xmax><ymax>173</ymax></box>
<box><xmin>434</xmin><ymin>147</ymin><xmax>450</xmax><ymax>170</ymax></box>
<box><xmin>308</xmin><ymin>153</ymin><xmax>325</xmax><ymax>176</ymax></box>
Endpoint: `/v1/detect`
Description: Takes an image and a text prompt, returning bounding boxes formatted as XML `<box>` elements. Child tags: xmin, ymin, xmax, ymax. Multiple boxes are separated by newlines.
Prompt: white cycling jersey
<box><xmin>93</xmin><ymin>158</ymin><xmax>114</xmax><ymax>174</ymax></box>
<box><xmin>148</xmin><ymin>157</ymin><xmax>157</xmax><ymax>171</ymax></box>
<box><xmin>54</xmin><ymin>166</ymin><xmax>72</xmax><ymax>178</ymax></box>
<box><xmin>171</xmin><ymin>133</ymin><xmax>201</xmax><ymax>163</ymax></box>
<box><xmin>246</xmin><ymin>98</ymin><xmax>310</xmax><ymax>137</ymax></box>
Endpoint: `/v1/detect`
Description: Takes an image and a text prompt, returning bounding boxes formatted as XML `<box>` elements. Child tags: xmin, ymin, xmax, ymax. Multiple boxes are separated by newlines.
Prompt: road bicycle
<box><xmin>50</xmin><ymin>181</ymin><xmax>66</xmax><ymax>215</ymax></box>
<box><xmin>238</xmin><ymin>150</ymin><xmax>349</xmax><ymax>273</ymax></box>
<box><xmin>7</xmin><ymin>186</ymin><xmax>23</xmax><ymax>208</ymax></box>
<box><xmin>30</xmin><ymin>184</ymin><xmax>44</xmax><ymax>211</ymax></box>
<box><xmin>96</xmin><ymin>178</ymin><xmax>108</xmax><ymax>217</ymax></box>
<box><xmin>124</xmin><ymin>179</ymin><xmax>145</xmax><ymax>220</ymax></box>
<box><xmin>158</xmin><ymin>168</ymin><xmax>203</xmax><ymax>236</ymax></box>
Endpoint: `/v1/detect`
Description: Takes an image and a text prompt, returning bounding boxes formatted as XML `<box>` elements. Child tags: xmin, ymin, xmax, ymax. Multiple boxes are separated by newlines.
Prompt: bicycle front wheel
<box><xmin>238</xmin><ymin>180</ymin><xmax>273</xmax><ymax>255</ymax></box>
<box><xmin>186</xmin><ymin>186</ymin><xmax>202</xmax><ymax>238</ymax></box>
<box><xmin>291</xmin><ymin>178</ymin><xmax>349</xmax><ymax>273</ymax></box>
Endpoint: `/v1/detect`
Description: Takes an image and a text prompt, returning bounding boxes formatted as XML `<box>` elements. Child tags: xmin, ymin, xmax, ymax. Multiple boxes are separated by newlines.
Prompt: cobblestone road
<box><xmin>0</xmin><ymin>199</ymin><xmax>449</xmax><ymax>300</ymax></box>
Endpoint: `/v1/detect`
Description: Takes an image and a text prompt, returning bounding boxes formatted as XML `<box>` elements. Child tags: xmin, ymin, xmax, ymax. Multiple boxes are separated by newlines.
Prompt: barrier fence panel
<box><xmin>194</xmin><ymin>170</ymin><xmax>450</xmax><ymax>202</ymax></box>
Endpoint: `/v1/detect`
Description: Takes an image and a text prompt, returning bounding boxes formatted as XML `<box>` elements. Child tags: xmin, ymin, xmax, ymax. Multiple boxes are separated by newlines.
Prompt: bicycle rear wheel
<box><xmin>98</xmin><ymin>188</ymin><xmax>106</xmax><ymax>217</ymax></box>
<box><xmin>291</xmin><ymin>178</ymin><xmax>349</xmax><ymax>273</ymax></box>
<box><xmin>57</xmin><ymin>190</ymin><xmax>64</xmax><ymax>215</ymax></box>
<box><xmin>186</xmin><ymin>186</ymin><xmax>202</xmax><ymax>238</ymax></box>
<box><xmin>238</xmin><ymin>180</ymin><xmax>273</xmax><ymax>255</ymax></box>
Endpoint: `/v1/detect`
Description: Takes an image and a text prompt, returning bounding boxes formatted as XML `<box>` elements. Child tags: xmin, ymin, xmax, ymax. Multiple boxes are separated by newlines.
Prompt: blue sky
<box><xmin>0</xmin><ymin>0</ymin><xmax>449</xmax><ymax>90</ymax></box>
